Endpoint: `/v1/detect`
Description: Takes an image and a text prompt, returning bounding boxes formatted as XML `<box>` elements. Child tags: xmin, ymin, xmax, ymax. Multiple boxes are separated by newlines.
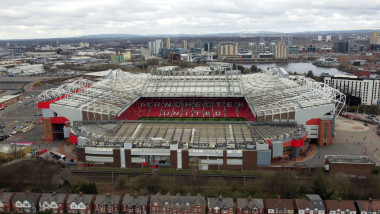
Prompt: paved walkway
<box><xmin>58</xmin><ymin>140</ymin><xmax>77</xmax><ymax>160</ymax></box>
<box><xmin>303</xmin><ymin>116</ymin><xmax>380</xmax><ymax>167</ymax></box>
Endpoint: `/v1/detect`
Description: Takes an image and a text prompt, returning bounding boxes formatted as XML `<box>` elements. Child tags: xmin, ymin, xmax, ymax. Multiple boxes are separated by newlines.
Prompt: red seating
<box><xmin>116</xmin><ymin>97</ymin><xmax>256</xmax><ymax>121</ymax></box>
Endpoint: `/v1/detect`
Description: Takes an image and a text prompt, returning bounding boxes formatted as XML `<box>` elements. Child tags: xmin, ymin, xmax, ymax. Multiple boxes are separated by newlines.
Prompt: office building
<box><xmin>318</xmin><ymin>35</ymin><xmax>323</xmax><ymax>41</ymax></box>
<box><xmin>111</xmin><ymin>50</ymin><xmax>131</xmax><ymax>63</ymax></box>
<box><xmin>275</xmin><ymin>43</ymin><xmax>288</xmax><ymax>59</ymax></box>
<box><xmin>183</xmin><ymin>40</ymin><xmax>188</xmax><ymax>51</ymax></box>
<box><xmin>338</xmin><ymin>34</ymin><xmax>343</xmax><ymax>41</ymax></box>
<box><xmin>370</xmin><ymin>31</ymin><xmax>380</xmax><ymax>44</ymax></box>
<box><xmin>289</xmin><ymin>46</ymin><xmax>299</xmax><ymax>54</ymax></box>
<box><xmin>218</xmin><ymin>42</ymin><xmax>238</xmax><ymax>59</ymax></box>
<box><xmin>281</xmin><ymin>35</ymin><xmax>286</xmax><ymax>44</ymax></box>
<box><xmin>324</xmin><ymin>75</ymin><xmax>380</xmax><ymax>105</ymax></box>
<box><xmin>248</xmin><ymin>43</ymin><xmax>255</xmax><ymax>53</ymax></box>
<box><xmin>333</xmin><ymin>41</ymin><xmax>347</xmax><ymax>53</ymax></box>
<box><xmin>148</xmin><ymin>39</ymin><xmax>163</xmax><ymax>55</ymax></box>
<box><xmin>269</xmin><ymin>43</ymin><xmax>276</xmax><ymax>53</ymax></box>
<box><xmin>288</xmin><ymin>35</ymin><xmax>293</xmax><ymax>47</ymax></box>
<box><xmin>347</xmin><ymin>37</ymin><xmax>355</xmax><ymax>52</ymax></box>
<box><xmin>204</xmin><ymin>42</ymin><xmax>214</xmax><ymax>52</ymax></box>
<box><xmin>163</xmin><ymin>37</ymin><xmax>170</xmax><ymax>48</ymax></box>
<box><xmin>326</xmin><ymin>35</ymin><xmax>332</xmax><ymax>42</ymax></box>
<box><xmin>260</xmin><ymin>36</ymin><xmax>265</xmax><ymax>43</ymax></box>
<box><xmin>258</xmin><ymin>43</ymin><xmax>265</xmax><ymax>53</ymax></box>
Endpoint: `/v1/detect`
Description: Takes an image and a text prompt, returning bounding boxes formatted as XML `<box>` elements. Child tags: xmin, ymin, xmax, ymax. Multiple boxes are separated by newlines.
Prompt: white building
<box><xmin>324</xmin><ymin>75</ymin><xmax>380</xmax><ymax>105</ymax></box>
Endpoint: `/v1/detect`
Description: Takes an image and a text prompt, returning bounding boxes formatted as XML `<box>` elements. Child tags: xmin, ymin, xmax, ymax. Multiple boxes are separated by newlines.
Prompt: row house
<box><xmin>208</xmin><ymin>196</ymin><xmax>234</xmax><ymax>214</ymax></box>
<box><xmin>39</xmin><ymin>192</ymin><xmax>68</xmax><ymax>213</ymax></box>
<box><xmin>150</xmin><ymin>193</ymin><xmax>206</xmax><ymax>214</ymax></box>
<box><xmin>237</xmin><ymin>196</ymin><xmax>264</xmax><ymax>214</ymax></box>
<box><xmin>66</xmin><ymin>193</ymin><xmax>95</xmax><ymax>214</ymax></box>
<box><xmin>325</xmin><ymin>199</ymin><xmax>357</xmax><ymax>214</ymax></box>
<box><xmin>94</xmin><ymin>193</ymin><xmax>122</xmax><ymax>214</ymax></box>
<box><xmin>295</xmin><ymin>194</ymin><xmax>325</xmax><ymax>214</ymax></box>
<box><xmin>0</xmin><ymin>190</ymin><xmax>14</xmax><ymax>212</ymax></box>
<box><xmin>265</xmin><ymin>198</ymin><xmax>294</xmax><ymax>214</ymax></box>
<box><xmin>122</xmin><ymin>193</ymin><xmax>148</xmax><ymax>214</ymax></box>
<box><xmin>355</xmin><ymin>199</ymin><xmax>380</xmax><ymax>214</ymax></box>
<box><xmin>12</xmin><ymin>191</ymin><xmax>42</xmax><ymax>213</ymax></box>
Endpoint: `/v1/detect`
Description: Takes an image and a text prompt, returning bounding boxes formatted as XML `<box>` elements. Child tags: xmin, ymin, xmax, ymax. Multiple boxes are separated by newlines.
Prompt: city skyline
<box><xmin>1</xmin><ymin>0</ymin><xmax>380</xmax><ymax>40</ymax></box>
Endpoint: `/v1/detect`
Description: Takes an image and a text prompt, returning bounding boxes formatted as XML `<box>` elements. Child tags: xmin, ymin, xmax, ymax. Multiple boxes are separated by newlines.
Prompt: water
<box><xmin>238</xmin><ymin>62</ymin><xmax>349</xmax><ymax>76</ymax></box>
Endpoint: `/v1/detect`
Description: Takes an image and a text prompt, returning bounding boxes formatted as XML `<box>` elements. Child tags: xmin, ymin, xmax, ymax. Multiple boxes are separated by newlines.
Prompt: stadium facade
<box><xmin>37</xmin><ymin>65</ymin><xmax>345</xmax><ymax>169</ymax></box>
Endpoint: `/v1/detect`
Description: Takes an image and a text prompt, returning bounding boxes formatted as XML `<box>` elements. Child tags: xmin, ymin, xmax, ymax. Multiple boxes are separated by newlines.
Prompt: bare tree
<box><xmin>189</xmin><ymin>157</ymin><xmax>200</xmax><ymax>191</ymax></box>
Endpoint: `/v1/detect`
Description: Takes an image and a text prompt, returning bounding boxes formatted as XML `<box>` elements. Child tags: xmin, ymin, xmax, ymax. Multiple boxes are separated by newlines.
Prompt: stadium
<box><xmin>37</xmin><ymin>64</ymin><xmax>346</xmax><ymax>169</ymax></box>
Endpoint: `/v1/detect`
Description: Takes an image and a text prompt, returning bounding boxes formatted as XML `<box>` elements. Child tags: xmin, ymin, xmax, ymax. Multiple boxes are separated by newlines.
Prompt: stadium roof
<box><xmin>38</xmin><ymin>67</ymin><xmax>345</xmax><ymax>119</ymax></box>
<box><xmin>71</xmin><ymin>121</ymin><xmax>305</xmax><ymax>149</ymax></box>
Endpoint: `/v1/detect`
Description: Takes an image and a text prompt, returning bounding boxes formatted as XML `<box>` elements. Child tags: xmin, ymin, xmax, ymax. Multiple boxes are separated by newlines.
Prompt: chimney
<box><xmin>219</xmin><ymin>195</ymin><xmax>222</xmax><ymax>201</ymax></box>
<box><xmin>26</xmin><ymin>190</ymin><xmax>30</xmax><ymax>196</ymax></box>
<box><xmin>248</xmin><ymin>195</ymin><xmax>252</xmax><ymax>202</ymax></box>
<box><xmin>338</xmin><ymin>198</ymin><xmax>342</xmax><ymax>204</ymax></box>
<box><xmin>79</xmin><ymin>192</ymin><xmax>83</xmax><ymax>197</ymax></box>
<box><xmin>0</xmin><ymin>189</ymin><xmax>2</xmax><ymax>195</ymax></box>
<box><xmin>134</xmin><ymin>192</ymin><xmax>138</xmax><ymax>198</ymax></box>
<box><xmin>53</xmin><ymin>192</ymin><xmax>56</xmax><ymax>196</ymax></box>
<box><xmin>368</xmin><ymin>198</ymin><xmax>372</xmax><ymax>203</ymax></box>
<box><xmin>107</xmin><ymin>193</ymin><xmax>110</xmax><ymax>197</ymax></box>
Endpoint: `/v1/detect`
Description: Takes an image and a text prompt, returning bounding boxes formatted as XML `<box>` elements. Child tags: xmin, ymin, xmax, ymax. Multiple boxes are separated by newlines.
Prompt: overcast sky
<box><xmin>1</xmin><ymin>0</ymin><xmax>380</xmax><ymax>40</ymax></box>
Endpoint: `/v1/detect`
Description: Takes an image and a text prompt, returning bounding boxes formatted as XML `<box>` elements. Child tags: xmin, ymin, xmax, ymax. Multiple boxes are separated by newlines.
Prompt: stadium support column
<box><xmin>223</xmin><ymin>150</ymin><xmax>227</xmax><ymax>170</ymax></box>
<box><xmin>318</xmin><ymin>119</ymin><xmax>333</xmax><ymax>146</ymax></box>
<box><xmin>124</xmin><ymin>143</ymin><xmax>132</xmax><ymax>168</ymax></box>
<box><xmin>242</xmin><ymin>150</ymin><xmax>257</xmax><ymax>170</ymax></box>
<box><xmin>170</xmin><ymin>142</ymin><xmax>179</xmax><ymax>169</ymax></box>
<box><xmin>42</xmin><ymin>118</ymin><xmax>53</xmax><ymax>141</ymax></box>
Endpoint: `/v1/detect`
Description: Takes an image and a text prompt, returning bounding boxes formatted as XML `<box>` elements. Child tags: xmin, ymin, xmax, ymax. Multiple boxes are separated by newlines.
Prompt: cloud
<box><xmin>0</xmin><ymin>0</ymin><xmax>379</xmax><ymax>39</ymax></box>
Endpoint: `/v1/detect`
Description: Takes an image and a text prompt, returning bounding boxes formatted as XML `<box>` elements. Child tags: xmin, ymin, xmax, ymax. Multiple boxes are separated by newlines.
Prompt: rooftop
<box><xmin>325</xmin><ymin>155</ymin><xmax>375</xmax><ymax>164</ymax></box>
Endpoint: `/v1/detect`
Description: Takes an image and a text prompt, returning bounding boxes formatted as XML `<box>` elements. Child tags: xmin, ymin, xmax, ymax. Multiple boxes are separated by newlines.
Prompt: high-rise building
<box><xmin>259</xmin><ymin>43</ymin><xmax>265</xmax><ymax>53</ymax></box>
<box><xmin>269</xmin><ymin>43</ymin><xmax>276</xmax><ymax>53</ymax></box>
<box><xmin>280</xmin><ymin>35</ymin><xmax>286</xmax><ymax>44</ymax></box>
<box><xmin>347</xmin><ymin>37</ymin><xmax>355</xmax><ymax>52</ymax></box>
<box><xmin>248</xmin><ymin>43</ymin><xmax>255</xmax><ymax>53</ymax></box>
<box><xmin>333</xmin><ymin>41</ymin><xmax>347</xmax><ymax>53</ymax></box>
<box><xmin>370</xmin><ymin>31</ymin><xmax>380</xmax><ymax>44</ymax></box>
<box><xmin>318</xmin><ymin>35</ymin><xmax>323</xmax><ymax>41</ymax></box>
<box><xmin>148</xmin><ymin>39</ymin><xmax>163</xmax><ymax>55</ymax></box>
<box><xmin>260</xmin><ymin>36</ymin><xmax>265</xmax><ymax>43</ymax></box>
<box><xmin>163</xmin><ymin>37</ymin><xmax>170</xmax><ymax>48</ymax></box>
<box><xmin>183</xmin><ymin>40</ymin><xmax>188</xmax><ymax>51</ymax></box>
<box><xmin>288</xmin><ymin>35</ymin><xmax>293</xmax><ymax>47</ymax></box>
<box><xmin>204</xmin><ymin>42</ymin><xmax>214</xmax><ymax>51</ymax></box>
<box><xmin>275</xmin><ymin>43</ymin><xmax>288</xmax><ymax>59</ymax></box>
<box><xmin>217</xmin><ymin>42</ymin><xmax>238</xmax><ymax>59</ymax></box>
<box><xmin>338</xmin><ymin>34</ymin><xmax>343</xmax><ymax>41</ymax></box>
<box><xmin>326</xmin><ymin>35</ymin><xmax>332</xmax><ymax>42</ymax></box>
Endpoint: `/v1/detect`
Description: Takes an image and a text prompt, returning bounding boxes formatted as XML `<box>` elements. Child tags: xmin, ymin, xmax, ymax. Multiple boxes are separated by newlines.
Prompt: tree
<box><xmin>306</xmin><ymin>70</ymin><xmax>314</xmax><ymax>78</ymax></box>
<box><xmin>79</xmin><ymin>182</ymin><xmax>97</xmax><ymax>194</ymax></box>
<box><xmin>116</xmin><ymin>175</ymin><xmax>127</xmax><ymax>190</ymax></box>
<box><xmin>352</xmin><ymin>61</ymin><xmax>360</xmax><ymax>66</ymax></box>
<box><xmin>312</xmin><ymin>175</ymin><xmax>334</xmax><ymax>200</ymax></box>
<box><xmin>250</xmin><ymin>65</ymin><xmax>261</xmax><ymax>73</ymax></box>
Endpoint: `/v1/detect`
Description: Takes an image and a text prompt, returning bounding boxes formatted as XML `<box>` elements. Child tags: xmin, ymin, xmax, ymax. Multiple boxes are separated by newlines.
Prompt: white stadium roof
<box><xmin>38</xmin><ymin>67</ymin><xmax>345</xmax><ymax>120</ymax></box>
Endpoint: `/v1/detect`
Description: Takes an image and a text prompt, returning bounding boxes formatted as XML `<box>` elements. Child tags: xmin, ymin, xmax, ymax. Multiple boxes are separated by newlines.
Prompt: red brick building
<box><xmin>0</xmin><ymin>190</ymin><xmax>14</xmax><ymax>212</ymax></box>
<box><xmin>208</xmin><ymin>196</ymin><xmax>234</xmax><ymax>214</ymax></box>
<box><xmin>264</xmin><ymin>198</ymin><xmax>294</xmax><ymax>214</ymax></box>
<box><xmin>12</xmin><ymin>191</ymin><xmax>42</xmax><ymax>213</ymax></box>
<box><xmin>150</xmin><ymin>193</ymin><xmax>205</xmax><ymax>214</ymax></box>
<box><xmin>66</xmin><ymin>193</ymin><xmax>95</xmax><ymax>214</ymax></box>
<box><xmin>122</xmin><ymin>194</ymin><xmax>148</xmax><ymax>214</ymax></box>
<box><xmin>38</xmin><ymin>193</ymin><xmax>68</xmax><ymax>213</ymax></box>
<box><xmin>93</xmin><ymin>194</ymin><xmax>122</xmax><ymax>214</ymax></box>
<box><xmin>236</xmin><ymin>196</ymin><xmax>264</xmax><ymax>214</ymax></box>
<box><xmin>324</xmin><ymin>199</ymin><xmax>356</xmax><ymax>214</ymax></box>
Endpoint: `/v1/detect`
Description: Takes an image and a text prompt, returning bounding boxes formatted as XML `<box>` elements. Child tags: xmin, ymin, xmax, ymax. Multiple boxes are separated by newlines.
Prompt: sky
<box><xmin>1</xmin><ymin>0</ymin><xmax>380</xmax><ymax>40</ymax></box>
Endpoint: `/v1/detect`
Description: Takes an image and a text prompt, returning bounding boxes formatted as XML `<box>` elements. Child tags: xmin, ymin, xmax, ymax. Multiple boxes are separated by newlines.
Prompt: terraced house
<box><xmin>150</xmin><ymin>193</ymin><xmax>206</xmax><ymax>214</ymax></box>
<box><xmin>39</xmin><ymin>193</ymin><xmax>68</xmax><ymax>213</ymax></box>
<box><xmin>122</xmin><ymin>193</ymin><xmax>148</xmax><ymax>214</ymax></box>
